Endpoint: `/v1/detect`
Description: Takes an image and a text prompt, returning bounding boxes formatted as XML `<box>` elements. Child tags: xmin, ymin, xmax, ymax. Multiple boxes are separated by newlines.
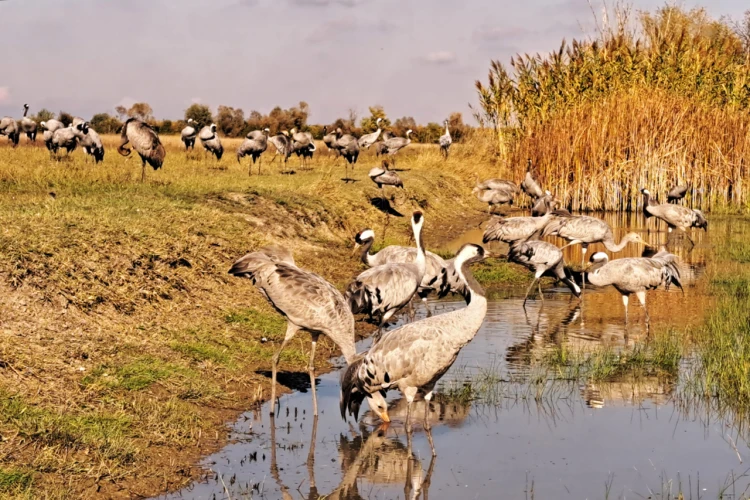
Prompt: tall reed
<box><xmin>474</xmin><ymin>5</ymin><xmax>750</xmax><ymax>211</ymax></box>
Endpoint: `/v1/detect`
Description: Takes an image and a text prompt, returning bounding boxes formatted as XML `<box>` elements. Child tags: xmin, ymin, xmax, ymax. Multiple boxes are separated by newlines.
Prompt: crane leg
<box><xmin>523</xmin><ymin>277</ymin><xmax>539</xmax><ymax>309</ymax></box>
<box><xmin>636</xmin><ymin>291</ymin><xmax>650</xmax><ymax>333</ymax></box>
<box><xmin>308</xmin><ymin>333</ymin><xmax>319</xmax><ymax>416</ymax></box>
<box><xmin>622</xmin><ymin>295</ymin><xmax>629</xmax><ymax>326</ymax></box>
<box><xmin>141</xmin><ymin>161</ymin><xmax>146</xmax><ymax>183</ymax></box>
<box><xmin>307</xmin><ymin>415</ymin><xmax>318</xmax><ymax>490</ymax></box>
<box><xmin>537</xmin><ymin>281</ymin><xmax>544</xmax><ymax>303</ymax></box>
<box><xmin>423</xmin><ymin>391</ymin><xmax>437</xmax><ymax>456</ymax></box>
<box><xmin>270</xmin><ymin>323</ymin><xmax>298</xmax><ymax>416</ymax></box>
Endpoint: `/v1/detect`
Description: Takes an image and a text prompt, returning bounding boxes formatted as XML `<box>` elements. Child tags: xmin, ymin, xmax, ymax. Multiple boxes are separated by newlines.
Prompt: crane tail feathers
<box><xmin>340</xmin><ymin>356</ymin><xmax>365</xmax><ymax>421</ymax></box>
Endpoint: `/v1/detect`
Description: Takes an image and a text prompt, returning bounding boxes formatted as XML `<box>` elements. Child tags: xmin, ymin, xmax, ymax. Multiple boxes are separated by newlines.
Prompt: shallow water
<box><xmin>161</xmin><ymin>215</ymin><xmax>750</xmax><ymax>500</ymax></box>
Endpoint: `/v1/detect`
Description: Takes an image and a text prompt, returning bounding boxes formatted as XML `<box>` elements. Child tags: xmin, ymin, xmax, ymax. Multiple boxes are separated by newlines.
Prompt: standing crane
<box><xmin>472</xmin><ymin>178</ymin><xmax>519</xmax><ymax>213</ymax></box>
<box><xmin>641</xmin><ymin>188</ymin><xmax>707</xmax><ymax>245</ymax></box>
<box><xmin>357</xmin><ymin>118</ymin><xmax>382</xmax><ymax>150</ymax></box>
<box><xmin>667</xmin><ymin>185</ymin><xmax>689</xmax><ymax>204</ymax></box>
<box><xmin>229</xmin><ymin>246</ymin><xmax>355</xmax><ymax>416</ymax></box>
<box><xmin>237</xmin><ymin>128</ymin><xmax>269</xmax><ymax>175</ymax></box>
<box><xmin>383</xmin><ymin>129</ymin><xmax>412</xmax><ymax>167</ymax></box>
<box><xmin>0</xmin><ymin>117</ymin><xmax>20</xmax><ymax>147</ymax></box>
<box><xmin>507</xmin><ymin>240</ymin><xmax>581</xmax><ymax>307</ymax></box>
<box><xmin>368</xmin><ymin>160</ymin><xmax>403</xmax><ymax>202</ymax></box>
<box><xmin>180</xmin><ymin>118</ymin><xmax>198</xmax><ymax>151</ymax></box>
<box><xmin>20</xmin><ymin>104</ymin><xmax>37</xmax><ymax>143</ymax></box>
<box><xmin>268</xmin><ymin>131</ymin><xmax>293</xmax><ymax>172</ymax></box>
<box><xmin>40</xmin><ymin>119</ymin><xmax>64</xmax><ymax>151</ymax></box>
<box><xmin>345</xmin><ymin>212</ymin><xmax>426</xmax><ymax>335</ymax></box>
<box><xmin>199</xmin><ymin>123</ymin><xmax>223</xmax><ymax>161</ymax></box>
<box><xmin>290</xmin><ymin>128</ymin><xmax>316</xmax><ymax>169</ymax></box>
<box><xmin>439</xmin><ymin>119</ymin><xmax>452</xmax><ymax>159</ymax></box>
<box><xmin>333</xmin><ymin>128</ymin><xmax>360</xmax><ymax>182</ymax></box>
<box><xmin>117</xmin><ymin>118</ymin><xmax>166</xmax><ymax>182</ymax></box>
<box><xmin>587</xmin><ymin>250</ymin><xmax>683</xmax><ymax>331</ymax></box>
<box><xmin>340</xmin><ymin>243</ymin><xmax>488</xmax><ymax>456</ymax></box>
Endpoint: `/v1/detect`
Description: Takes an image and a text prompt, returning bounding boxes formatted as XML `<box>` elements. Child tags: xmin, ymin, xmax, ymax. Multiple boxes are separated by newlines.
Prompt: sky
<box><xmin>0</xmin><ymin>0</ymin><xmax>747</xmax><ymax>124</ymax></box>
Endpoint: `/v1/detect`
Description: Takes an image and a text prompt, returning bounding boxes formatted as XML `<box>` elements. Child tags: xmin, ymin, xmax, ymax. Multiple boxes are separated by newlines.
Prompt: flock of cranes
<box><xmin>1</xmin><ymin>104</ymin><xmax>443</xmax><ymax>186</ymax></box>
<box><xmin>227</xmin><ymin>162</ymin><xmax>706</xmax><ymax>453</ymax></box>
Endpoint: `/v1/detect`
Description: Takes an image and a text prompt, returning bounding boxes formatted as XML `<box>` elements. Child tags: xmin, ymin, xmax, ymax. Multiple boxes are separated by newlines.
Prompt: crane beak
<box><xmin>378</xmin><ymin>410</ymin><xmax>391</xmax><ymax>423</ymax></box>
<box><xmin>351</xmin><ymin>242</ymin><xmax>361</xmax><ymax>256</ymax></box>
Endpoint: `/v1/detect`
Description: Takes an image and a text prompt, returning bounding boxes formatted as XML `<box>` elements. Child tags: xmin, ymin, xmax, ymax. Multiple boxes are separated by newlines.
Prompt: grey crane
<box><xmin>322</xmin><ymin>126</ymin><xmax>339</xmax><ymax>158</ymax></box>
<box><xmin>520</xmin><ymin>159</ymin><xmax>544</xmax><ymax>200</ymax></box>
<box><xmin>333</xmin><ymin>128</ymin><xmax>360</xmax><ymax>182</ymax></box>
<box><xmin>354</xmin><ymin>228</ymin><xmax>467</xmax><ymax>302</ymax></box>
<box><xmin>482</xmin><ymin>210</ymin><xmax>560</xmax><ymax>245</ymax></box>
<box><xmin>268</xmin><ymin>131</ymin><xmax>293</xmax><ymax>172</ymax></box>
<box><xmin>587</xmin><ymin>250</ymin><xmax>683</xmax><ymax>330</ymax></box>
<box><xmin>50</xmin><ymin>122</ymin><xmax>89</xmax><ymax>157</ymax></box>
<box><xmin>228</xmin><ymin>246</ymin><xmax>356</xmax><ymax>416</ymax></box>
<box><xmin>199</xmin><ymin>123</ymin><xmax>223</xmax><ymax>161</ymax></box>
<box><xmin>237</xmin><ymin>128</ymin><xmax>270</xmax><ymax>175</ymax></box>
<box><xmin>472</xmin><ymin>178</ymin><xmax>519</xmax><ymax>213</ymax></box>
<box><xmin>507</xmin><ymin>240</ymin><xmax>581</xmax><ymax>307</ymax></box>
<box><xmin>180</xmin><ymin>118</ymin><xmax>199</xmax><ymax>151</ymax></box>
<box><xmin>374</xmin><ymin>131</ymin><xmax>393</xmax><ymax>157</ymax></box>
<box><xmin>40</xmin><ymin>119</ymin><xmax>64</xmax><ymax>151</ymax></box>
<box><xmin>80</xmin><ymin>126</ymin><xmax>105</xmax><ymax>163</ymax></box>
<box><xmin>0</xmin><ymin>117</ymin><xmax>20</xmax><ymax>147</ymax></box>
<box><xmin>117</xmin><ymin>118</ymin><xmax>166</xmax><ymax>182</ymax></box>
<box><xmin>383</xmin><ymin>129</ymin><xmax>412</xmax><ymax>166</ymax></box>
<box><xmin>541</xmin><ymin>213</ymin><xmax>647</xmax><ymax>268</ymax></box>
<box><xmin>290</xmin><ymin>127</ymin><xmax>316</xmax><ymax>169</ymax></box>
<box><xmin>357</xmin><ymin>118</ymin><xmax>382</xmax><ymax>150</ymax></box>
<box><xmin>641</xmin><ymin>188</ymin><xmax>707</xmax><ymax>245</ymax></box>
<box><xmin>439</xmin><ymin>120</ymin><xmax>452</xmax><ymax>159</ymax></box>
<box><xmin>368</xmin><ymin>159</ymin><xmax>403</xmax><ymax>202</ymax></box>
<box><xmin>531</xmin><ymin>190</ymin><xmax>561</xmax><ymax>217</ymax></box>
<box><xmin>340</xmin><ymin>243</ymin><xmax>488</xmax><ymax>456</ymax></box>
<box><xmin>667</xmin><ymin>184</ymin><xmax>689</xmax><ymax>203</ymax></box>
<box><xmin>345</xmin><ymin>212</ymin><xmax>427</xmax><ymax>335</ymax></box>
<box><xmin>20</xmin><ymin>104</ymin><xmax>37</xmax><ymax>143</ymax></box>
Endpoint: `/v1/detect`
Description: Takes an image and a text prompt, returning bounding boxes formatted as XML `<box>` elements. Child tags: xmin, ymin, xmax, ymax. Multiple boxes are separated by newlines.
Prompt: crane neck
<box><xmin>452</xmin><ymin>258</ymin><xmax>487</xmax><ymax>344</ymax></box>
<box><xmin>413</xmin><ymin>222</ymin><xmax>426</xmax><ymax>275</ymax></box>
<box><xmin>359</xmin><ymin>238</ymin><xmax>376</xmax><ymax>266</ymax></box>
<box><xmin>603</xmin><ymin>233</ymin><xmax>634</xmax><ymax>253</ymax></box>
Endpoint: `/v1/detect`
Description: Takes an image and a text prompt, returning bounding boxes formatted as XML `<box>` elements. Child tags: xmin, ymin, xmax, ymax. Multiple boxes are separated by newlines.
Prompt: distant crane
<box><xmin>439</xmin><ymin>119</ymin><xmax>452</xmax><ymax>159</ymax></box>
<box><xmin>482</xmin><ymin>210</ymin><xmax>560</xmax><ymax>245</ymax></box>
<box><xmin>199</xmin><ymin>123</ymin><xmax>223</xmax><ymax>161</ymax></box>
<box><xmin>368</xmin><ymin>159</ymin><xmax>403</xmax><ymax>202</ymax></box>
<box><xmin>20</xmin><ymin>104</ymin><xmax>37</xmax><ymax>143</ymax></box>
<box><xmin>237</xmin><ymin>128</ymin><xmax>269</xmax><ymax>175</ymax></box>
<box><xmin>357</xmin><ymin>118</ymin><xmax>382</xmax><ymax>149</ymax></box>
<box><xmin>587</xmin><ymin>250</ymin><xmax>683</xmax><ymax>331</ymax></box>
<box><xmin>80</xmin><ymin>125</ymin><xmax>105</xmax><ymax>163</ymax></box>
<box><xmin>472</xmin><ymin>178</ymin><xmax>519</xmax><ymax>213</ymax></box>
<box><xmin>0</xmin><ymin>117</ymin><xmax>20</xmax><ymax>147</ymax></box>
<box><xmin>322</xmin><ymin>126</ymin><xmax>339</xmax><ymax>158</ymax></box>
<box><xmin>520</xmin><ymin>159</ymin><xmax>544</xmax><ymax>200</ymax></box>
<box><xmin>641</xmin><ymin>188</ymin><xmax>707</xmax><ymax>246</ymax></box>
<box><xmin>290</xmin><ymin>128</ymin><xmax>316</xmax><ymax>169</ymax></box>
<box><xmin>229</xmin><ymin>246</ymin><xmax>356</xmax><ymax>416</ymax></box>
<box><xmin>541</xmin><ymin>213</ymin><xmax>647</xmax><ymax>268</ymax></box>
<box><xmin>667</xmin><ymin>185</ymin><xmax>689</xmax><ymax>204</ymax></box>
<box><xmin>50</xmin><ymin>122</ymin><xmax>89</xmax><ymax>158</ymax></box>
<box><xmin>117</xmin><ymin>118</ymin><xmax>166</xmax><ymax>182</ymax></box>
<box><xmin>180</xmin><ymin>119</ymin><xmax>198</xmax><ymax>151</ymax></box>
<box><xmin>333</xmin><ymin>128</ymin><xmax>360</xmax><ymax>182</ymax></box>
<box><xmin>268</xmin><ymin>131</ymin><xmax>293</xmax><ymax>172</ymax></box>
<box><xmin>383</xmin><ymin>129</ymin><xmax>412</xmax><ymax>166</ymax></box>
<box><xmin>40</xmin><ymin>119</ymin><xmax>64</xmax><ymax>151</ymax></box>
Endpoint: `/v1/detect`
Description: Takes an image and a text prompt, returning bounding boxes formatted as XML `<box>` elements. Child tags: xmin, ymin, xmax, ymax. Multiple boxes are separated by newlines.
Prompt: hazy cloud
<box><xmin>0</xmin><ymin>87</ymin><xmax>9</xmax><ymax>105</ymax></box>
<box><xmin>306</xmin><ymin>18</ymin><xmax>355</xmax><ymax>42</ymax></box>
<box><xmin>423</xmin><ymin>51</ymin><xmax>457</xmax><ymax>65</ymax></box>
<box><xmin>290</xmin><ymin>0</ymin><xmax>364</xmax><ymax>7</ymax></box>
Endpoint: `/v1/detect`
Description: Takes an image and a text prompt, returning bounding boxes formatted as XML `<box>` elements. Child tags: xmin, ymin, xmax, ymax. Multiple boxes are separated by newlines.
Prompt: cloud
<box><xmin>423</xmin><ymin>51</ymin><xmax>456</xmax><ymax>65</ymax></box>
<box><xmin>305</xmin><ymin>18</ymin><xmax>354</xmax><ymax>42</ymax></box>
<box><xmin>191</xmin><ymin>97</ymin><xmax>202</xmax><ymax>104</ymax></box>
<box><xmin>0</xmin><ymin>87</ymin><xmax>9</xmax><ymax>104</ymax></box>
<box><xmin>473</xmin><ymin>25</ymin><xmax>533</xmax><ymax>44</ymax></box>
<box><xmin>290</xmin><ymin>0</ymin><xmax>364</xmax><ymax>7</ymax></box>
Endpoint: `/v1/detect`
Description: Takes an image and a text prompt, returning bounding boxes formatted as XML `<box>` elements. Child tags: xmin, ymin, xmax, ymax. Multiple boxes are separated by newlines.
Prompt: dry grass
<box><xmin>0</xmin><ymin>134</ymin><xmax>493</xmax><ymax>498</ymax></box>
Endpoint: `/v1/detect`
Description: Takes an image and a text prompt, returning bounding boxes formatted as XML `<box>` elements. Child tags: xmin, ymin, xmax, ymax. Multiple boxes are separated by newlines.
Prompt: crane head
<box><xmin>375</xmin><ymin>117</ymin><xmax>382</xmax><ymax>125</ymax></box>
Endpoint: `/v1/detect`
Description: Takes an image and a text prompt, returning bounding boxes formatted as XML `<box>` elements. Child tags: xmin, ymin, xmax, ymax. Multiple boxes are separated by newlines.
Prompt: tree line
<box><xmin>33</xmin><ymin>102</ymin><xmax>468</xmax><ymax>143</ymax></box>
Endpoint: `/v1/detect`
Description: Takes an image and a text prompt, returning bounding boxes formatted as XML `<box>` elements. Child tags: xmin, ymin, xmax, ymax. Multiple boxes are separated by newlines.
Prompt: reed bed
<box><xmin>474</xmin><ymin>5</ymin><xmax>750</xmax><ymax>212</ymax></box>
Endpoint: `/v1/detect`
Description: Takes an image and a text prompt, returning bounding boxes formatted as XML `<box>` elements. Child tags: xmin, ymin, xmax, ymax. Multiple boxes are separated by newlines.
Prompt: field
<box><xmin>0</xmin><ymin>134</ymin><xmax>513</xmax><ymax>498</ymax></box>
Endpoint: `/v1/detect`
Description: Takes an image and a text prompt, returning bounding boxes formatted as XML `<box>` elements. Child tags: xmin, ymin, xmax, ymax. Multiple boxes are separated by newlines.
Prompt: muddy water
<box><xmin>162</xmin><ymin>215</ymin><xmax>749</xmax><ymax>500</ymax></box>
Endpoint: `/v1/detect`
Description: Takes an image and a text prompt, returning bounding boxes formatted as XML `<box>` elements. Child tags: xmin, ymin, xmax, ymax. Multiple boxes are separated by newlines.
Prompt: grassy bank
<box><xmin>0</xmin><ymin>135</ymin><xmax>500</xmax><ymax>498</ymax></box>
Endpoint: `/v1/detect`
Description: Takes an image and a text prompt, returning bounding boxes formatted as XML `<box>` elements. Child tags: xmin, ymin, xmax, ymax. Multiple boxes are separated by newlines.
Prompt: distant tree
<box><xmin>216</xmin><ymin>105</ymin><xmax>245</xmax><ymax>137</ymax></box>
<box><xmin>420</xmin><ymin>122</ymin><xmax>443</xmax><ymax>143</ymax></box>
<box><xmin>447</xmin><ymin>112</ymin><xmax>467</xmax><ymax>142</ymax></box>
<box><xmin>127</xmin><ymin>102</ymin><xmax>153</xmax><ymax>121</ymax></box>
<box><xmin>90</xmin><ymin>113</ymin><xmax>123</xmax><ymax>134</ymax></box>
<box><xmin>391</xmin><ymin>116</ymin><xmax>418</xmax><ymax>138</ymax></box>
<box><xmin>160</xmin><ymin>119</ymin><xmax>174</xmax><ymax>134</ymax></box>
<box><xmin>114</xmin><ymin>105</ymin><xmax>128</xmax><ymax>121</ymax></box>
<box><xmin>360</xmin><ymin>105</ymin><xmax>391</xmax><ymax>133</ymax></box>
<box><xmin>185</xmin><ymin>103</ymin><xmax>212</xmax><ymax>127</ymax></box>
<box><xmin>35</xmin><ymin>108</ymin><xmax>55</xmax><ymax>123</ymax></box>
<box><xmin>733</xmin><ymin>10</ymin><xmax>750</xmax><ymax>52</ymax></box>
<box><xmin>58</xmin><ymin>111</ymin><xmax>74</xmax><ymax>127</ymax></box>
<box><xmin>307</xmin><ymin>124</ymin><xmax>325</xmax><ymax>140</ymax></box>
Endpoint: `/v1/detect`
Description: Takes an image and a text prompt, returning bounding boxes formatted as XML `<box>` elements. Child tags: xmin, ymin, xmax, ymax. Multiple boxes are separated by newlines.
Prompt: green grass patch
<box><xmin>82</xmin><ymin>357</ymin><xmax>187</xmax><ymax>391</ymax></box>
<box><xmin>473</xmin><ymin>259</ymin><xmax>529</xmax><ymax>286</ymax></box>
<box><xmin>0</xmin><ymin>468</ymin><xmax>33</xmax><ymax>494</ymax></box>
<box><xmin>170</xmin><ymin>341</ymin><xmax>231</xmax><ymax>365</ymax></box>
<box><xmin>224</xmin><ymin>308</ymin><xmax>286</xmax><ymax>339</ymax></box>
